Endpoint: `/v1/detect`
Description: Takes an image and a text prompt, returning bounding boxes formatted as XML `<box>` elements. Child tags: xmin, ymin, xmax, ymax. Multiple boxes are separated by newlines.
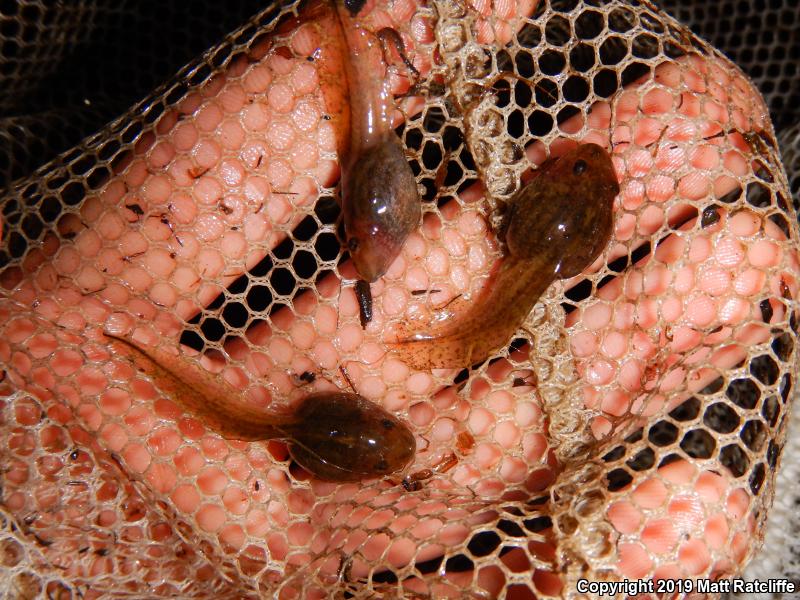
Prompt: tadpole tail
<box><xmin>389</xmin><ymin>257</ymin><xmax>555</xmax><ymax>370</ymax></box>
<box><xmin>105</xmin><ymin>334</ymin><xmax>295</xmax><ymax>442</ymax></box>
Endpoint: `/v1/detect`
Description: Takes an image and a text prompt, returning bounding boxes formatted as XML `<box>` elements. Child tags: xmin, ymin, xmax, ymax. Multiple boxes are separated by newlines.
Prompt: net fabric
<box><xmin>0</xmin><ymin>1</ymin><xmax>797</xmax><ymax>599</ymax></box>
<box><xmin>0</xmin><ymin>0</ymin><xmax>270</xmax><ymax>190</ymax></box>
<box><xmin>734</xmin><ymin>121</ymin><xmax>800</xmax><ymax>599</ymax></box>
<box><xmin>657</xmin><ymin>0</ymin><xmax>800</xmax><ymax>132</ymax></box>
<box><xmin>652</xmin><ymin>1</ymin><xmax>800</xmax><ymax>594</ymax></box>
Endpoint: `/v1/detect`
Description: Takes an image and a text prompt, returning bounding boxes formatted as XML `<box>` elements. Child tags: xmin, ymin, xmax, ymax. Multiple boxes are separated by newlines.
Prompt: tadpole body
<box><xmin>107</xmin><ymin>335</ymin><xmax>416</xmax><ymax>482</ymax></box>
<box><xmin>336</xmin><ymin>4</ymin><xmax>421</xmax><ymax>325</ymax></box>
<box><xmin>391</xmin><ymin>144</ymin><xmax>620</xmax><ymax>369</ymax></box>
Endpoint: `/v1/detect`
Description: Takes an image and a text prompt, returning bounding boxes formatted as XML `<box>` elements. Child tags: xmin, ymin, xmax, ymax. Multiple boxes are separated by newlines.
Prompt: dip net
<box><xmin>0</xmin><ymin>0</ymin><xmax>798</xmax><ymax>598</ymax></box>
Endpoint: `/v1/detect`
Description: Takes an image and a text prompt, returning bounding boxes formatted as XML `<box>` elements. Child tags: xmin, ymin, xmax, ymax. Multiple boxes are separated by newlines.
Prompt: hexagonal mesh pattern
<box><xmin>0</xmin><ymin>0</ymin><xmax>798</xmax><ymax>598</ymax></box>
<box><xmin>659</xmin><ymin>0</ymin><xmax>800</xmax><ymax>131</ymax></box>
<box><xmin>735</xmin><ymin>119</ymin><xmax>800</xmax><ymax>596</ymax></box>
<box><xmin>0</xmin><ymin>0</ymin><xmax>268</xmax><ymax>189</ymax></box>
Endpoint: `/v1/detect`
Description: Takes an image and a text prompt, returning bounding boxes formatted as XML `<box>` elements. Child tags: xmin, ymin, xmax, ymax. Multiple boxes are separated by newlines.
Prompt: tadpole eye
<box><xmin>573</xmin><ymin>159</ymin><xmax>588</xmax><ymax>175</ymax></box>
<box><xmin>348</xmin><ymin>237</ymin><xmax>360</xmax><ymax>252</ymax></box>
<box><xmin>382</xmin><ymin>419</ymin><xmax>395</xmax><ymax>430</ymax></box>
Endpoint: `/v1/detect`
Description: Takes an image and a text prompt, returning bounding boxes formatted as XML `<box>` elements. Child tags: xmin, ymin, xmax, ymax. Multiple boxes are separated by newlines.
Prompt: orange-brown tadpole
<box><xmin>334</xmin><ymin>3</ymin><xmax>421</xmax><ymax>326</ymax></box>
<box><xmin>390</xmin><ymin>143</ymin><xmax>620</xmax><ymax>369</ymax></box>
<box><xmin>105</xmin><ymin>334</ymin><xmax>415</xmax><ymax>482</ymax></box>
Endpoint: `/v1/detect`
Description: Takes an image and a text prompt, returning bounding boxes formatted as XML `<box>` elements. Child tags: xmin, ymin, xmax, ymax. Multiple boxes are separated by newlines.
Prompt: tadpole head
<box><xmin>285</xmin><ymin>392</ymin><xmax>415</xmax><ymax>482</ymax></box>
<box><xmin>341</xmin><ymin>134</ymin><xmax>421</xmax><ymax>282</ymax></box>
<box><xmin>505</xmin><ymin>143</ymin><xmax>619</xmax><ymax>278</ymax></box>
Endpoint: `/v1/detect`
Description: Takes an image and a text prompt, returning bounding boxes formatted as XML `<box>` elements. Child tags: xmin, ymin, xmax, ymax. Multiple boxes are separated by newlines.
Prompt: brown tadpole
<box><xmin>336</xmin><ymin>6</ymin><xmax>421</xmax><ymax>292</ymax></box>
<box><xmin>390</xmin><ymin>143</ymin><xmax>619</xmax><ymax>369</ymax></box>
<box><xmin>105</xmin><ymin>334</ymin><xmax>415</xmax><ymax>482</ymax></box>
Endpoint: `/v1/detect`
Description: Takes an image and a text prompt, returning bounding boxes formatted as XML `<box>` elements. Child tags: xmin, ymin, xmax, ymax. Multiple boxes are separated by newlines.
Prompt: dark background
<box><xmin>0</xmin><ymin>0</ymin><xmax>798</xmax><ymax>191</ymax></box>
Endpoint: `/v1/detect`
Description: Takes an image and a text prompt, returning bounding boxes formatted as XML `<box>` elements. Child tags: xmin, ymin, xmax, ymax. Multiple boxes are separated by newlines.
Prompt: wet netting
<box><xmin>1</xmin><ymin>0</ymin><xmax>799</xmax><ymax>598</ymax></box>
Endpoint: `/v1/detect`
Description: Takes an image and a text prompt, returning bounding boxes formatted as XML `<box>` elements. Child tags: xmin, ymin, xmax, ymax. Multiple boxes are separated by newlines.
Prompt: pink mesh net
<box><xmin>1</xmin><ymin>0</ymin><xmax>798</xmax><ymax>597</ymax></box>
